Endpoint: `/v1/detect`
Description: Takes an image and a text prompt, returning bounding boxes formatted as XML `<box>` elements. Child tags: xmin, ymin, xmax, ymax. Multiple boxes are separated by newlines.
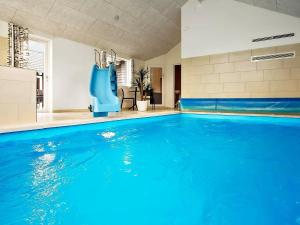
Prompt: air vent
<box><xmin>252</xmin><ymin>33</ymin><xmax>295</xmax><ymax>42</ymax></box>
<box><xmin>251</xmin><ymin>52</ymin><xmax>295</xmax><ymax>62</ymax></box>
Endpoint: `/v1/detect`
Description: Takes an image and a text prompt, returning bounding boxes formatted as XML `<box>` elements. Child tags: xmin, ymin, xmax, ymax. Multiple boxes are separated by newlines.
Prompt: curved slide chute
<box><xmin>90</xmin><ymin>63</ymin><xmax>120</xmax><ymax>117</ymax></box>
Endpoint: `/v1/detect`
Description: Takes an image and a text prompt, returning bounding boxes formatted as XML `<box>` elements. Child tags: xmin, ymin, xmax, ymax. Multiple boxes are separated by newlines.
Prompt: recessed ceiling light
<box><xmin>114</xmin><ymin>15</ymin><xmax>120</xmax><ymax>21</ymax></box>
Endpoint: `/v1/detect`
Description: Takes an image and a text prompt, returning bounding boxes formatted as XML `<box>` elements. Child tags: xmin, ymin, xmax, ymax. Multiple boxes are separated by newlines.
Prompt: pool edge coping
<box><xmin>0</xmin><ymin>112</ymin><xmax>180</xmax><ymax>134</ymax></box>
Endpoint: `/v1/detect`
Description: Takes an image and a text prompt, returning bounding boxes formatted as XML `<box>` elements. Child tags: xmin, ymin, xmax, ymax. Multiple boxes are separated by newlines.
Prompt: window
<box><xmin>107</xmin><ymin>55</ymin><xmax>133</xmax><ymax>87</ymax></box>
<box><xmin>25</xmin><ymin>40</ymin><xmax>45</xmax><ymax>73</ymax></box>
<box><xmin>24</xmin><ymin>38</ymin><xmax>48</xmax><ymax>111</ymax></box>
<box><xmin>115</xmin><ymin>59</ymin><xmax>133</xmax><ymax>87</ymax></box>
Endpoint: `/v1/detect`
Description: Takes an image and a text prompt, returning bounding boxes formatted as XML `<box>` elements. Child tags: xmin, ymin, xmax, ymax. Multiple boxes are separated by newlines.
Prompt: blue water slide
<box><xmin>90</xmin><ymin>63</ymin><xmax>120</xmax><ymax>117</ymax></box>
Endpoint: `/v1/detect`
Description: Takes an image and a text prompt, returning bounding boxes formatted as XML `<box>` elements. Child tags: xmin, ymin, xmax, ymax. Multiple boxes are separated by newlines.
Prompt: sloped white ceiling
<box><xmin>182</xmin><ymin>0</ymin><xmax>300</xmax><ymax>58</ymax></box>
<box><xmin>235</xmin><ymin>0</ymin><xmax>300</xmax><ymax>18</ymax></box>
<box><xmin>0</xmin><ymin>0</ymin><xmax>188</xmax><ymax>60</ymax></box>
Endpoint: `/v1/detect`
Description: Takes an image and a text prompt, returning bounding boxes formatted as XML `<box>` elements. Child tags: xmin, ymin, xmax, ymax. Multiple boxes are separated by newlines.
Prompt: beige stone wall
<box><xmin>0</xmin><ymin>37</ymin><xmax>8</xmax><ymax>66</ymax></box>
<box><xmin>0</xmin><ymin>66</ymin><xmax>36</xmax><ymax>126</ymax></box>
<box><xmin>182</xmin><ymin>43</ymin><xmax>300</xmax><ymax>98</ymax></box>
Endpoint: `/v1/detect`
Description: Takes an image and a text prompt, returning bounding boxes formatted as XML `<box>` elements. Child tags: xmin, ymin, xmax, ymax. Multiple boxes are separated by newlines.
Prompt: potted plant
<box><xmin>132</xmin><ymin>68</ymin><xmax>150</xmax><ymax>112</ymax></box>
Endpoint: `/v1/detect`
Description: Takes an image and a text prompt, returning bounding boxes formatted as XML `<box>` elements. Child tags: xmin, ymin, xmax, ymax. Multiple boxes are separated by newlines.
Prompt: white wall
<box><xmin>182</xmin><ymin>0</ymin><xmax>300</xmax><ymax>58</ymax></box>
<box><xmin>52</xmin><ymin>38</ymin><xmax>94</xmax><ymax>111</ymax></box>
<box><xmin>146</xmin><ymin>43</ymin><xmax>181</xmax><ymax>108</ymax></box>
<box><xmin>0</xmin><ymin>19</ymin><xmax>147</xmax><ymax>112</ymax></box>
<box><xmin>134</xmin><ymin>58</ymin><xmax>145</xmax><ymax>71</ymax></box>
<box><xmin>0</xmin><ymin>20</ymin><xmax>8</xmax><ymax>37</ymax></box>
<box><xmin>51</xmin><ymin>37</ymin><xmax>146</xmax><ymax>111</ymax></box>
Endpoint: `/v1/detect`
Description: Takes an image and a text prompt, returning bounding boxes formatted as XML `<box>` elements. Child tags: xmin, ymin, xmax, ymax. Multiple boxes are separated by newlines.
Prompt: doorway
<box><xmin>26</xmin><ymin>36</ymin><xmax>50</xmax><ymax>112</ymax></box>
<box><xmin>174</xmin><ymin>65</ymin><xmax>181</xmax><ymax>107</ymax></box>
<box><xmin>150</xmin><ymin>67</ymin><xmax>163</xmax><ymax>105</ymax></box>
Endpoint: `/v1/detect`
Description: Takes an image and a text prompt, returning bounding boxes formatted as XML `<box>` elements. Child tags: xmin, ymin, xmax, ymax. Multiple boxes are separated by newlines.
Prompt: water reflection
<box><xmin>39</xmin><ymin>153</ymin><xmax>55</xmax><ymax>164</ymax></box>
<box><xmin>123</xmin><ymin>152</ymin><xmax>132</xmax><ymax>165</ymax></box>
<box><xmin>28</xmin><ymin>141</ymin><xmax>66</xmax><ymax>225</ymax></box>
<box><xmin>32</xmin><ymin>141</ymin><xmax>61</xmax><ymax>154</ymax></box>
<box><xmin>32</xmin><ymin>144</ymin><xmax>45</xmax><ymax>153</ymax></box>
<box><xmin>99</xmin><ymin>132</ymin><xmax>116</xmax><ymax>139</ymax></box>
<box><xmin>122</xmin><ymin>151</ymin><xmax>136</xmax><ymax>175</ymax></box>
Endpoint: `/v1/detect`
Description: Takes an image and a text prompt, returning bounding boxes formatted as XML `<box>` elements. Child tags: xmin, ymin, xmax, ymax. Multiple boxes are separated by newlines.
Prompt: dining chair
<box><xmin>120</xmin><ymin>88</ymin><xmax>135</xmax><ymax>110</ymax></box>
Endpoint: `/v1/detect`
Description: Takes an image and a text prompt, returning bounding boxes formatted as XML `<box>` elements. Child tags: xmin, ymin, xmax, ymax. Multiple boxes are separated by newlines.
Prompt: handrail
<box><xmin>94</xmin><ymin>48</ymin><xmax>117</xmax><ymax>67</ymax></box>
<box><xmin>111</xmin><ymin>49</ymin><xmax>116</xmax><ymax>64</ymax></box>
<box><xmin>94</xmin><ymin>49</ymin><xmax>101</xmax><ymax>67</ymax></box>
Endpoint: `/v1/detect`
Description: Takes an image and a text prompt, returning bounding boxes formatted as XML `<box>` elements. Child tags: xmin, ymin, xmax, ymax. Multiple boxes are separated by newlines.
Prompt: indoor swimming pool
<box><xmin>0</xmin><ymin>114</ymin><xmax>300</xmax><ymax>225</ymax></box>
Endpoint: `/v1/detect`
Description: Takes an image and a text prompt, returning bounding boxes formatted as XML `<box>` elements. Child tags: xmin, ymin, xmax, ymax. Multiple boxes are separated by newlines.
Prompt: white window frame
<box><xmin>28</xmin><ymin>34</ymin><xmax>52</xmax><ymax>113</ymax></box>
<box><xmin>107</xmin><ymin>55</ymin><xmax>133</xmax><ymax>87</ymax></box>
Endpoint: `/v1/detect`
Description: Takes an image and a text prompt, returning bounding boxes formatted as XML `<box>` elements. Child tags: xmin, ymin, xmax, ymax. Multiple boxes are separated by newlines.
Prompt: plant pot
<box><xmin>137</xmin><ymin>100</ymin><xmax>147</xmax><ymax>112</ymax></box>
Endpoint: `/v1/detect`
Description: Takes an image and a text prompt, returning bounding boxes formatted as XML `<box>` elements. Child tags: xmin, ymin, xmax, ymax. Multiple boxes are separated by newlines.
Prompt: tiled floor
<box><xmin>0</xmin><ymin>109</ymin><xmax>179</xmax><ymax>133</ymax></box>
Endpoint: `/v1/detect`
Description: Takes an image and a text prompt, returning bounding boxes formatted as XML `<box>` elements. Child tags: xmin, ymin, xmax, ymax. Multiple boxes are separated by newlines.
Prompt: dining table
<box><xmin>129</xmin><ymin>87</ymin><xmax>138</xmax><ymax>110</ymax></box>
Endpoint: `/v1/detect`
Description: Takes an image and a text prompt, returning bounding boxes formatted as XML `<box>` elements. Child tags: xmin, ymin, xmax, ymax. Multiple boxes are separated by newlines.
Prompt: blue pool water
<box><xmin>1</xmin><ymin>114</ymin><xmax>300</xmax><ymax>225</ymax></box>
